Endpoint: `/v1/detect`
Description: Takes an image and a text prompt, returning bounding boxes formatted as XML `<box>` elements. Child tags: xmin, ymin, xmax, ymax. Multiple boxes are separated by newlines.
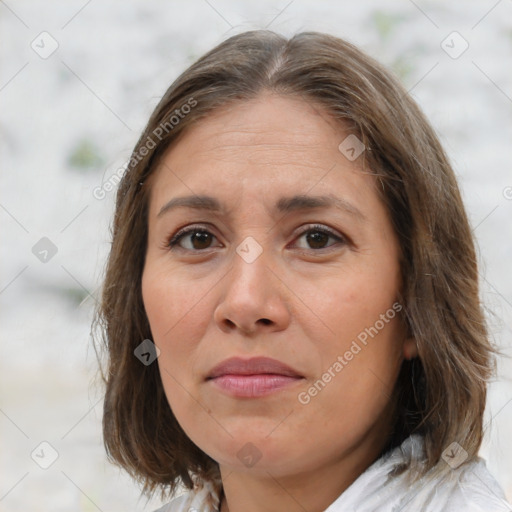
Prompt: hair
<box><xmin>93</xmin><ymin>29</ymin><xmax>496</xmax><ymax>500</ymax></box>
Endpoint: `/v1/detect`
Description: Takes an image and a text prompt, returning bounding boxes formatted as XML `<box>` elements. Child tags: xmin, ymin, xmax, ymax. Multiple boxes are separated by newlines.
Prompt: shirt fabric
<box><xmin>154</xmin><ymin>434</ymin><xmax>511</xmax><ymax>512</ymax></box>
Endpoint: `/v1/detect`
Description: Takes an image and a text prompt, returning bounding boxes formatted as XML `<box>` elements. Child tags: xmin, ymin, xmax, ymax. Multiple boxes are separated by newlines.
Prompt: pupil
<box><xmin>307</xmin><ymin>231</ymin><xmax>328</xmax><ymax>249</ymax></box>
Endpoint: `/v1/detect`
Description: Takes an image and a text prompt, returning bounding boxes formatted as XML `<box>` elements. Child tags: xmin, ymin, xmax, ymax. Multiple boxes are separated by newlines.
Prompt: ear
<box><xmin>403</xmin><ymin>336</ymin><xmax>418</xmax><ymax>360</ymax></box>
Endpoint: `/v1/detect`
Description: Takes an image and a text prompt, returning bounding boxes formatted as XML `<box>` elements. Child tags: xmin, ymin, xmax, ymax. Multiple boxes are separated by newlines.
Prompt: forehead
<box><xmin>170</xmin><ymin>93</ymin><xmax>345</xmax><ymax>159</ymax></box>
<box><xmin>147</xmin><ymin>93</ymin><xmax>376</xmax><ymax>215</ymax></box>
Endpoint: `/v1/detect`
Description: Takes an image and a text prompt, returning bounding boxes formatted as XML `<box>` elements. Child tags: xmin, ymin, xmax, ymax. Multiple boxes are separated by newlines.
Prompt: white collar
<box><xmin>160</xmin><ymin>435</ymin><xmax>511</xmax><ymax>512</ymax></box>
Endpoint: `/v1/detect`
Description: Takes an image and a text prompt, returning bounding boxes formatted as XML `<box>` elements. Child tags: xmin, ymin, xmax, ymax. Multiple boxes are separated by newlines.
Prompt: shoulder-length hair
<box><xmin>93</xmin><ymin>29</ymin><xmax>495</xmax><ymax>499</ymax></box>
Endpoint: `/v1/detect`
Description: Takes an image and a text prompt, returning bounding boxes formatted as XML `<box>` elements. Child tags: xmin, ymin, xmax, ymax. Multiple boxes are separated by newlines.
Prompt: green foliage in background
<box><xmin>68</xmin><ymin>138</ymin><xmax>104</xmax><ymax>171</ymax></box>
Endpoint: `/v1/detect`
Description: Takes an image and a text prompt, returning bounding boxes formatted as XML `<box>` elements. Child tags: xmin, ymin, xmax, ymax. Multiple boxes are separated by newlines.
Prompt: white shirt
<box><xmin>154</xmin><ymin>435</ymin><xmax>511</xmax><ymax>512</ymax></box>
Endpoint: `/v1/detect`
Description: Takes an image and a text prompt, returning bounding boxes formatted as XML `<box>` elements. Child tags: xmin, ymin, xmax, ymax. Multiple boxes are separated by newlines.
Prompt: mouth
<box><xmin>206</xmin><ymin>356</ymin><xmax>304</xmax><ymax>398</ymax></box>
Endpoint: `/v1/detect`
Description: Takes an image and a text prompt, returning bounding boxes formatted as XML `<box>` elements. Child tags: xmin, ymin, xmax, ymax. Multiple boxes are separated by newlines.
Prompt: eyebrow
<box><xmin>157</xmin><ymin>193</ymin><xmax>366</xmax><ymax>221</ymax></box>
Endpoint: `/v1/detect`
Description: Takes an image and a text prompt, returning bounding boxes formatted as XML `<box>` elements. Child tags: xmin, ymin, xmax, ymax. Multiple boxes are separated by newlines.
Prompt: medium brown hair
<box><xmin>93</xmin><ymin>29</ymin><xmax>495</xmax><ymax>499</ymax></box>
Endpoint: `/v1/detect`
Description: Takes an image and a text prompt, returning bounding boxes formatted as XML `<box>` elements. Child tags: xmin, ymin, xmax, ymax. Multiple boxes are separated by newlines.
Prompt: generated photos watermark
<box><xmin>297</xmin><ymin>302</ymin><xmax>403</xmax><ymax>405</ymax></box>
<box><xmin>93</xmin><ymin>97</ymin><xmax>197</xmax><ymax>200</ymax></box>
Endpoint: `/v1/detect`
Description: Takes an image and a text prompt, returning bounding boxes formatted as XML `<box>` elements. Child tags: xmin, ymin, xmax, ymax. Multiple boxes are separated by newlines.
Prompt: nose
<box><xmin>213</xmin><ymin>243</ymin><xmax>291</xmax><ymax>336</ymax></box>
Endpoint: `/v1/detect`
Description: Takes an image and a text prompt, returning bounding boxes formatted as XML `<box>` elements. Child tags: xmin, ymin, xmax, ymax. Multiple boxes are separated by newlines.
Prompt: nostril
<box><xmin>259</xmin><ymin>318</ymin><xmax>272</xmax><ymax>325</ymax></box>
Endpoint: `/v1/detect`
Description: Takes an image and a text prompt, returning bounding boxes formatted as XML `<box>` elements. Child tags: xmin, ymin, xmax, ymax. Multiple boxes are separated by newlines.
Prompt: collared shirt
<box><xmin>154</xmin><ymin>435</ymin><xmax>511</xmax><ymax>512</ymax></box>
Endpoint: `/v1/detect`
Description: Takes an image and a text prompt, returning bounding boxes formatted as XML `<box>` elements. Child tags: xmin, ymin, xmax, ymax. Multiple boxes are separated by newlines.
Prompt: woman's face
<box><xmin>142</xmin><ymin>93</ymin><xmax>413</xmax><ymax>478</ymax></box>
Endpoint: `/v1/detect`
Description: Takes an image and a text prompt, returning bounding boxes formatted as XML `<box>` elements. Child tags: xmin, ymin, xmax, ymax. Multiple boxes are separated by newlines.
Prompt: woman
<box><xmin>94</xmin><ymin>30</ymin><xmax>511</xmax><ymax>511</ymax></box>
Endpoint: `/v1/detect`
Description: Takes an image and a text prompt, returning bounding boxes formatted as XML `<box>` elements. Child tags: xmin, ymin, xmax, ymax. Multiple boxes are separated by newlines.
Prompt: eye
<box><xmin>167</xmin><ymin>226</ymin><xmax>220</xmax><ymax>251</ymax></box>
<box><xmin>293</xmin><ymin>224</ymin><xmax>346</xmax><ymax>251</ymax></box>
<box><xmin>166</xmin><ymin>224</ymin><xmax>346</xmax><ymax>253</ymax></box>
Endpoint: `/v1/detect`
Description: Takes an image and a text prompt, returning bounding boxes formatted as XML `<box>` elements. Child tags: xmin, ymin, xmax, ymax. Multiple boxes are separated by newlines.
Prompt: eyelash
<box><xmin>166</xmin><ymin>224</ymin><xmax>347</xmax><ymax>253</ymax></box>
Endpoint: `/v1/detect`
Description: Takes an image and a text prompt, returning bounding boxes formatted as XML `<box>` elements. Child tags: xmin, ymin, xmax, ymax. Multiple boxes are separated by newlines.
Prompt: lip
<box><xmin>206</xmin><ymin>357</ymin><xmax>304</xmax><ymax>398</ymax></box>
<box><xmin>207</xmin><ymin>356</ymin><xmax>303</xmax><ymax>379</ymax></box>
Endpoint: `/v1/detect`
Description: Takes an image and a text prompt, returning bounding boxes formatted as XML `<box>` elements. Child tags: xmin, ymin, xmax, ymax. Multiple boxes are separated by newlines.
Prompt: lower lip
<box><xmin>208</xmin><ymin>374</ymin><xmax>303</xmax><ymax>398</ymax></box>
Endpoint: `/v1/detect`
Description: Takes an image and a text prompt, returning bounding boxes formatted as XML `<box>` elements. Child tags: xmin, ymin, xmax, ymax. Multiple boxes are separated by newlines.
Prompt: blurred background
<box><xmin>1</xmin><ymin>1</ymin><xmax>511</xmax><ymax>510</ymax></box>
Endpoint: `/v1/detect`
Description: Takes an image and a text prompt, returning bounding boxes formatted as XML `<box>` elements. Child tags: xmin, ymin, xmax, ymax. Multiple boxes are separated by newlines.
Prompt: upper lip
<box><xmin>206</xmin><ymin>357</ymin><xmax>303</xmax><ymax>379</ymax></box>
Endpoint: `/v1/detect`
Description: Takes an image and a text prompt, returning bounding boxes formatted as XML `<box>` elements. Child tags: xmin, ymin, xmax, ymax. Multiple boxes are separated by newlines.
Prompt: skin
<box><xmin>142</xmin><ymin>92</ymin><xmax>417</xmax><ymax>512</ymax></box>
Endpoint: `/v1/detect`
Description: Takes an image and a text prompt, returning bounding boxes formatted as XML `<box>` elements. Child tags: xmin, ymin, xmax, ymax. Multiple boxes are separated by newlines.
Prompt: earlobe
<box><xmin>403</xmin><ymin>337</ymin><xmax>418</xmax><ymax>360</ymax></box>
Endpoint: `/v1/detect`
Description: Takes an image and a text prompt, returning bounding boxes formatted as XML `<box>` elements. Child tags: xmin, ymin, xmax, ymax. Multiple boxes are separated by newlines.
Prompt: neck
<box><xmin>218</xmin><ymin>428</ymin><xmax>390</xmax><ymax>512</ymax></box>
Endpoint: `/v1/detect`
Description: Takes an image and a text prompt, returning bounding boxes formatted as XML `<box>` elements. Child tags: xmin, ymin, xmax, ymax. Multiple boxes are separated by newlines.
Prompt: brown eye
<box><xmin>168</xmin><ymin>228</ymin><xmax>218</xmax><ymax>251</ymax></box>
<box><xmin>294</xmin><ymin>225</ymin><xmax>345</xmax><ymax>251</ymax></box>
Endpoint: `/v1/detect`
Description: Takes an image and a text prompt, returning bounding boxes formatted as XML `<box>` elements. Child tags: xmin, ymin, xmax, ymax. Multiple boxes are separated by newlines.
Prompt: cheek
<box><xmin>302</xmin><ymin>315</ymin><xmax>404</xmax><ymax>447</ymax></box>
<box><xmin>142</xmin><ymin>266</ymin><xmax>209</xmax><ymax>339</ymax></box>
<box><xmin>141</xmin><ymin>267</ymin><xmax>214</xmax><ymax>383</ymax></box>
<box><xmin>142</xmin><ymin>268</ymin><xmax>215</xmax><ymax>432</ymax></box>
<box><xmin>304</xmin><ymin>261</ymin><xmax>404</xmax><ymax>412</ymax></box>
<box><xmin>310</xmin><ymin>266</ymin><xmax>402</xmax><ymax>353</ymax></box>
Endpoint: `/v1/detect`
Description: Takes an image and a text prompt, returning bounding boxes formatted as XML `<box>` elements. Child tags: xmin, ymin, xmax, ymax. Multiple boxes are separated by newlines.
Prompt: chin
<box><xmin>195</xmin><ymin>427</ymin><xmax>303</xmax><ymax>475</ymax></box>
